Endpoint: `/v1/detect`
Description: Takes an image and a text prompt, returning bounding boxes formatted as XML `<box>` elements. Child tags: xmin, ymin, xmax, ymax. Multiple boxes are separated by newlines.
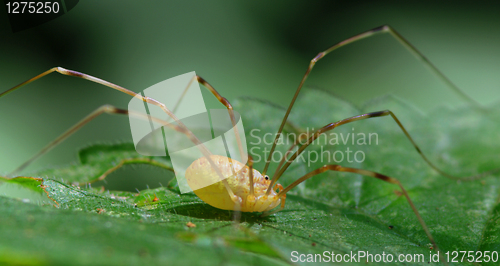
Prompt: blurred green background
<box><xmin>1</xmin><ymin>1</ymin><xmax>499</xmax><ymax>190</ymax></box>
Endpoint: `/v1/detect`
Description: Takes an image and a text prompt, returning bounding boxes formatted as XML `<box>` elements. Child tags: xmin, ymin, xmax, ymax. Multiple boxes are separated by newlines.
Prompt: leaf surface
<box><xmin>1</xmin><ymin>89</ymin><xmax>499</xmax><ymax>265</ymax></box>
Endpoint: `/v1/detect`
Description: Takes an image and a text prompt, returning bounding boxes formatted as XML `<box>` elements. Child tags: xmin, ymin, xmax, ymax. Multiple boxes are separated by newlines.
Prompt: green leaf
<box><xmin>1</xmin><ymin>88</ymin><xmax>499</xmax><ymax>265</ymax></box>
<box><xmin>33</xmin><ymin>143</ymin><xmax>173</xmax><ymax>185</ymax></box>
<box><xmin>0</xmin><ymin>176</ymin><xmax>54</xmax><ymax>206</ymax></box>
<box><xmin>0</xmin><ymin>195</ymin><xmax>287</xmax><ymax>266</ymax></box>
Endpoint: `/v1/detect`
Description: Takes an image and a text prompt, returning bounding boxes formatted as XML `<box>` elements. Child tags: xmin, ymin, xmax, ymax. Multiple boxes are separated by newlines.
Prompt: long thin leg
<box><xmin>245</xmin><ymin>154</ymin><xmax>257</xmax><ymax>210</ymax></box>
<box><xmin>2</xmin><ymin>68</ymin><xmax>238</xmax><ymax>198</ymax></box>
<box><xmin>9</xmin><ymin>105</ymin><xmax>127</xmax><ymax>175</ymax></box>
<box><xmin>2</xmin><ymin>68</ymin><xmax>246</xmax><ymax>176</ymax></box>
<box><xmin>262</xmin><ymin>25</ymin><xmax>481</xmax><ymax>175</ymax></box>
<box><xmin>167</xmin><ymin>74</ymin><xmax>198</xmax><ymax>120</ymax></box>
<box><xmin>248</xmin><ymin>155</ymin><xmax>255</xmax><ymax>196</ymax></box>
<box><xmin>267</xmin><ymin>110</ymin><xmax>500</xmax><ymax>193</ymax></box>
<box><xmin>167</xmin><ymin>74</ymin><xmax>247</xmax><ymax>187</ymax></box>
<box><xmin>198</xmin><ymin>76</ymin><xmax>246</xmax><ymax>162</ymax></box>
<box><xmin>277</xmin><ymin>164</ymin><xmax>443</xmax><ymax>260</ymax></box>
<box><xmin>169</xmin><ymin>75</ymin><xmax>246</xmax><ymax>161</ymax></box>
<box><xmin>1</xmin><ymin>67</ymin><xmax>141</xmax><ymax>100</ymax></box>
<box><xmin>9</xmin><ymin>104</ymin><xmax>185</xmax><ymax>176</ymax></box>
<box><xmin>1</xmin><ymin>68</ymin><xmax>206</xmax><ymax>155</ymax></box>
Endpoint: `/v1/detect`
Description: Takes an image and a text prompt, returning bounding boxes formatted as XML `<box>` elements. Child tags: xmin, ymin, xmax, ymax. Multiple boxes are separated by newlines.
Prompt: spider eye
<box><xmin>264</xmin><ymin>175</ymin><xmax>269</xmax><ymax>180</ymax></box>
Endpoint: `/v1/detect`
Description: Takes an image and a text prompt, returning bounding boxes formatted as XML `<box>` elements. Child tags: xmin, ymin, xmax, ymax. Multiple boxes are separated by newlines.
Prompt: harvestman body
<box><xmin>2</xmin><ymin>25</ymin><xmax>498</xmax><ymax>258</ymax></box>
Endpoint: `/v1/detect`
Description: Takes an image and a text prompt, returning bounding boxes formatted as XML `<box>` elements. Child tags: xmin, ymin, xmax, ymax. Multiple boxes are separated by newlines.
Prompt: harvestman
<box><xmin>2</xmin><ymin>25</ymin><xmax>498</xmax><ymax>256</ymax></box>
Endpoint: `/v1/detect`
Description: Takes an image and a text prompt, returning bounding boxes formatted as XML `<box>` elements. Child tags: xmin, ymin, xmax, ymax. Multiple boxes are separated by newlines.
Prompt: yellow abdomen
<box><xmin>185</xmin><ymin>155</ymin><xmax>281</xmax><ymax>212</ymax></box>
